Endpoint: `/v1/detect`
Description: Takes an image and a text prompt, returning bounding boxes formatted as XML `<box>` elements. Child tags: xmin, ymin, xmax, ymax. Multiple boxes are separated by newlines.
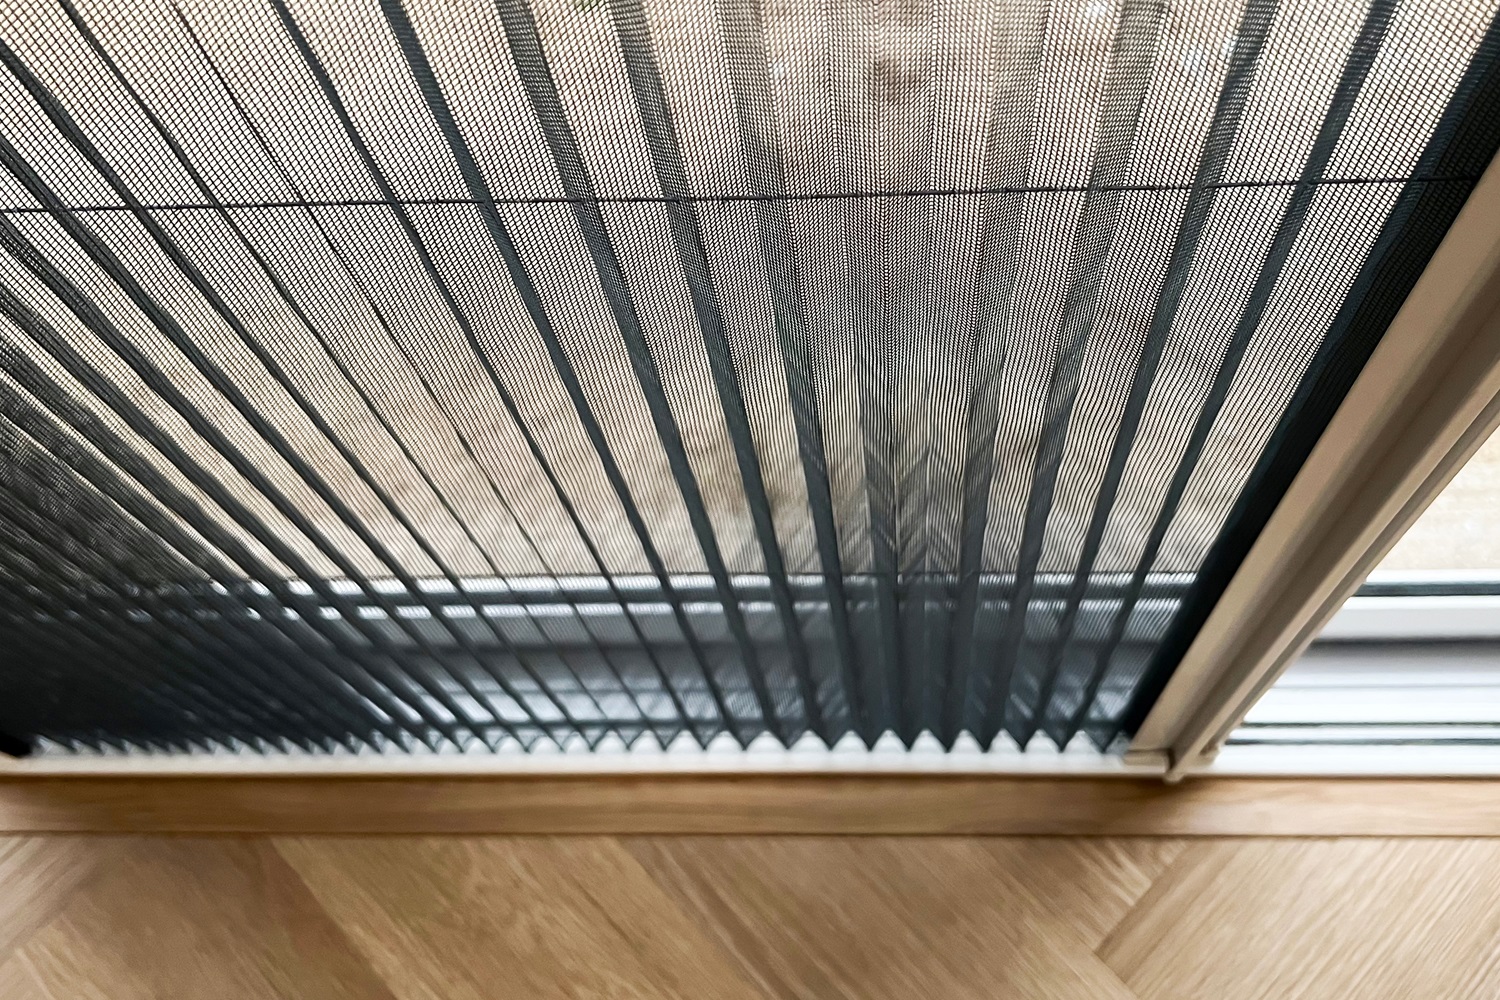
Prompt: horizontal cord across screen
<box><xmin>0</xmin><ymin>174</ymin><xmax>1477</xmax><ymax>214</ymax></box>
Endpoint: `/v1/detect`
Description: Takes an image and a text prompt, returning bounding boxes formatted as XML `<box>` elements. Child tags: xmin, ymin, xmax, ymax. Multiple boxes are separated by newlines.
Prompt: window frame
<box><xmin>1128</xmin><ymin>151</ymin><xmax>1500</xmax><ymax>779</ymax></box>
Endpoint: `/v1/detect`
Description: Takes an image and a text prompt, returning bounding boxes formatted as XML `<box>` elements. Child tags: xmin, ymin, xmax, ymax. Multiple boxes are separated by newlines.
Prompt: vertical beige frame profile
<box><xmin>1128</xmin><ymin>152</ymin><xmax>1500</xmax><ymax>779</ymax></box>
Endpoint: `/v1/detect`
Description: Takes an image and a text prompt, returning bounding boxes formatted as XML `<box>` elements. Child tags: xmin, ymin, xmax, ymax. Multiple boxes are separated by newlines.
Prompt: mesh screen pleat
<box><xmin>0</xmin><ymin>0</ymin><xmax>1498</xmax><ymax>755</ymax></box>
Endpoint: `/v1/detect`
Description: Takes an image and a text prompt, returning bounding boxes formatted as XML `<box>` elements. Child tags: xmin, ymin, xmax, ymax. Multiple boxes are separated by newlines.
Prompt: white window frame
<box><xmin>1128</xmin><ymin>150</ymin><xmax>1500</xmax><ymax>779</ymax></box>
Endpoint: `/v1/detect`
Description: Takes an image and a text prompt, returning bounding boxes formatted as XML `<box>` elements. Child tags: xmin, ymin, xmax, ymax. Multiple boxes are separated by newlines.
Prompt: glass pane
<box><xmin>1377</xmin><ymin>427</ymin><xmax>1500</xmax><ymax>573</ymax></box>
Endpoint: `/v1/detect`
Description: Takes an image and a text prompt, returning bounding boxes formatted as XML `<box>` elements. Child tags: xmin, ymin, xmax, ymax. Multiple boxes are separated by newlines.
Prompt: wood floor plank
<box><xmin>624</xmin><ymin>837</ymin><xmax>1139</xmax><ymax>1000</ymax></box>
<box><xmin>977</xmin><ymin>838</ymin><xmax>1188</xmax><ymax>950</ymax></box>
<box><xmin>0</xmin><ymin>838</ymin><xmax>397</xmax><ymax>1000</ymax></box>
<box><xmin>7</xmin><ymin>834</ymin><xmax>1500</xmax><ymax>997</ymax></box>
<box><xmin>273</xmin><ymin>836</ymin><xmax>768</xmax><ymax>1000</ymax></box>
<box><xmin>0</xmin><ymin>958</ymin><xmax>47</xmax><ymax>1000</ymax></box>
<box><xmin>1099</xmin><ymin>839</ymin><xmax>1500</xmax><ymax>1000</ymax></box>
<box><xmin>0</xmin><ymin>837</ymin><xmax>119</xmax><ymax>964</ymax></box>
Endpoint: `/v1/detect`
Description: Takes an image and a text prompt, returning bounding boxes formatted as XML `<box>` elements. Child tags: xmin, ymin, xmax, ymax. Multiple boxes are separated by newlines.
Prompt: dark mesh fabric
<box><xmin>1</xmin><ymin>0</ymin><xmax>1498</xmax><ymax>755</ymax></box>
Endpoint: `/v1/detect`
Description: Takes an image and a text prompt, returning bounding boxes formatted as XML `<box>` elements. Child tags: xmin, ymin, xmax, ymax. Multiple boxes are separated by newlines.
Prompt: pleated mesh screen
<box><xmin>1</xmin><ymin>0</ymin><xmax>1498</xmax><ymax>756</ymax></box>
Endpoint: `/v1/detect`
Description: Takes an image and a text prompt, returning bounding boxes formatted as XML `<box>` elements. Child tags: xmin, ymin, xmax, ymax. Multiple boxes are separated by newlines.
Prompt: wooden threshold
<box><xmin>1</xmin><ymin>775</ymin><xmax>1498</xmax><ymax>836</ymax></box>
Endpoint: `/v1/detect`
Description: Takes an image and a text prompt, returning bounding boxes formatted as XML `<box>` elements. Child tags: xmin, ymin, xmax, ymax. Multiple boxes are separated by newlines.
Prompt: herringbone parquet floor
<box><xmin>2</xmin><ymin>835</ymin><xmax>1499</xmax><ymax>999</ymax></box>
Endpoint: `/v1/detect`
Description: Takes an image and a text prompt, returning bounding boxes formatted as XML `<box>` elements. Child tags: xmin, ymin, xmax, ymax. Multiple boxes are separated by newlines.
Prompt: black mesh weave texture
<box><xmin>1</xmin><ymin>0</ymin><xmax>1498</xmax><ymax>755</ymax></box>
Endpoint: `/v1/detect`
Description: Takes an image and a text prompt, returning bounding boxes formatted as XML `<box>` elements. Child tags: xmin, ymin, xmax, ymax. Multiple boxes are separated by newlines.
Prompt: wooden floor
<box><xmin>3</xmin><ymin>835</ymin><xmax>1499</xmax><ymax>999</ymax></box>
